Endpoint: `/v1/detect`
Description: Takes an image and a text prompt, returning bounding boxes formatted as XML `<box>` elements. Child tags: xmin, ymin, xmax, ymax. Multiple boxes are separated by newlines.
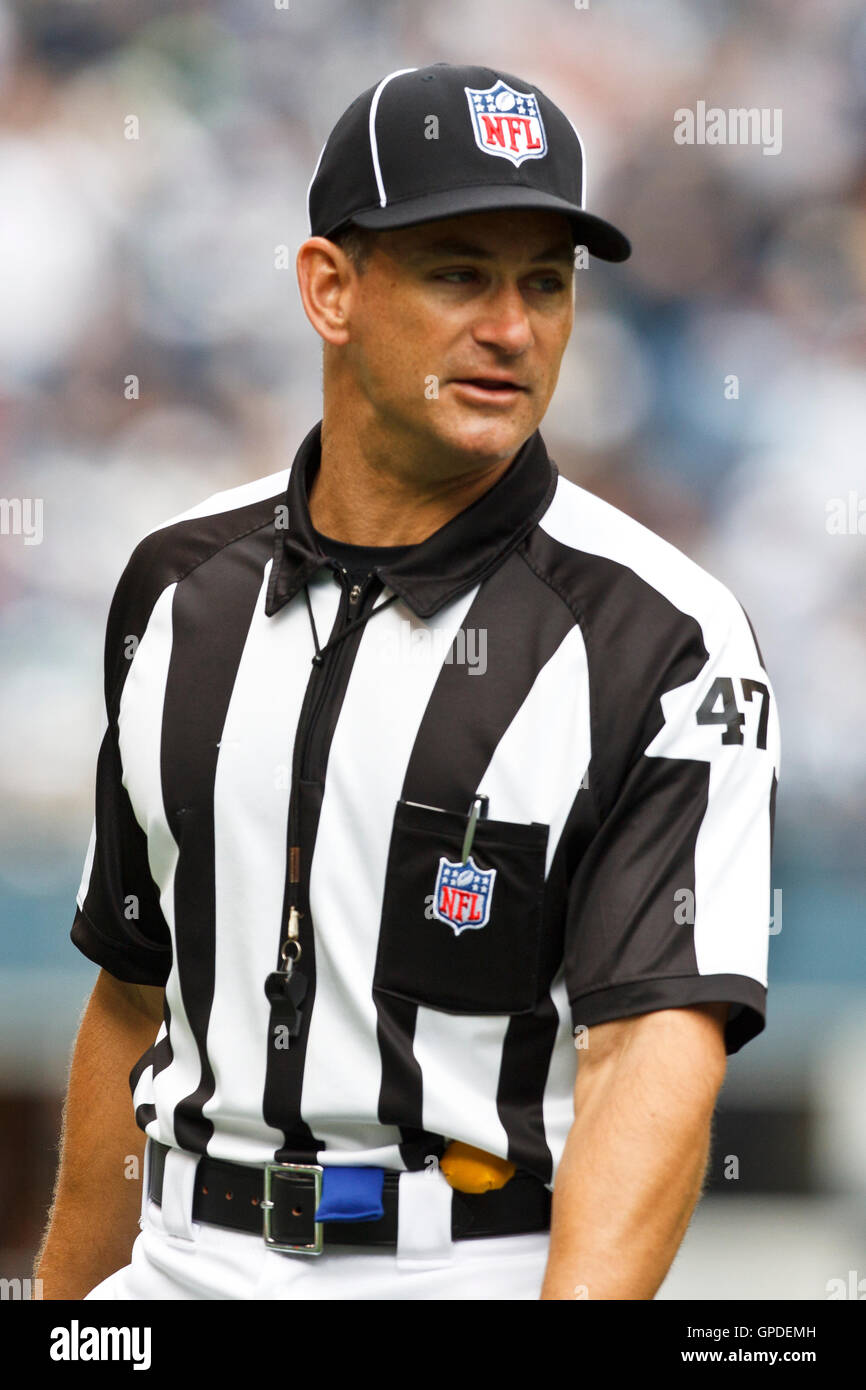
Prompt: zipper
<box><xmin>280</xmin><ymin>567</ymin><xmax>380</xmax><ymax>955</ymax></box>
<box><xmin>299</xmin><ymin>569</ymin><xmax>379</xmax><ymax>780</ymax></box>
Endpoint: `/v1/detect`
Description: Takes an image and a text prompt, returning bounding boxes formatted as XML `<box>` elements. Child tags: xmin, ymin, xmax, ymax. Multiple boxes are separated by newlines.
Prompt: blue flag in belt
<box><xmin>313</xmin><ymin>1167</ymin><xmax>385</xmax><ymax>1222</ymax></box>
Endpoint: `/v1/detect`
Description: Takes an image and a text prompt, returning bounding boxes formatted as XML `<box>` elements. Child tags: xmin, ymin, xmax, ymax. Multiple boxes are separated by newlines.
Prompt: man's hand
<box><xmin>540</xmin><ymin>1001</ymin><xmax>729</xmax><ymax>1300</ymax></box>
<box><xmin>34</xmin><ymin>969</ymin><xmax>164</xmax><ymax>1300</ymax></box>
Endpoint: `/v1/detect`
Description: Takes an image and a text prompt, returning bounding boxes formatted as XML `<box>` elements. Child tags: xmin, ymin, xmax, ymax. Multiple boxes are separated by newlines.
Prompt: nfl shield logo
<box><xmin>465</xmin><ymin>80</ymin><xmax>548</xmax><ymax>167</ymax></box>
<box><xmin>433</xmin><ymin>855</ymin><xmax>496</xmax><ymax>936</ymax></box>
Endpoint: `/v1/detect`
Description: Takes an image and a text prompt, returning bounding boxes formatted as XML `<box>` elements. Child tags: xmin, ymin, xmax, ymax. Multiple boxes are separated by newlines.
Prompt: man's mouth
<box><xmin>449</xmin><ymin>377</ymin><xmax>528</xmax><ymax>397</ymax></box>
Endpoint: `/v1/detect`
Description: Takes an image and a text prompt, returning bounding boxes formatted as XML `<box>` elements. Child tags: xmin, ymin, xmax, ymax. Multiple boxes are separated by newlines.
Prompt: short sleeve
<box><xmin>564</xmin><ymin>595</ymin><xmax>780</xmax><ymax>1055</ymax></box>
<box><xmin>71</xmin><ymin>722</ymin><xmax>172</xmax><ymax>985</ymax></box>
<box><xmin>71</xmin><ymin>553</ymin><xmax>173</xmax><ymax>986</ymax></box>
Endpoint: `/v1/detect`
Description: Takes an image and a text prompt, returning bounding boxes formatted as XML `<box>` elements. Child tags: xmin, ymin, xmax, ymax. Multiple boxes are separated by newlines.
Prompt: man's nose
<box><xmin>472</xmin><ymin>282</ymin><xmax>534</xmax><ymax>354</ymax></box>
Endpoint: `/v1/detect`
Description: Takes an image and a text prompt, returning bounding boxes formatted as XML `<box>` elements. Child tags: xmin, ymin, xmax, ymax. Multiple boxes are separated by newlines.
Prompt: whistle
<box><xmin>440</xmin><ymin>1140</ymin><xmax>516</xmax><ymax>1193</ymax></box>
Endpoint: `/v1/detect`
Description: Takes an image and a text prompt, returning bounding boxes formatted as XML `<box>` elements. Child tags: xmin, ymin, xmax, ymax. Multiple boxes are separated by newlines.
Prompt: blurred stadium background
<box><xmin>1</xmin><ymin>0</ymin><xmax>864</xmax><ymax>1299</ymax></box>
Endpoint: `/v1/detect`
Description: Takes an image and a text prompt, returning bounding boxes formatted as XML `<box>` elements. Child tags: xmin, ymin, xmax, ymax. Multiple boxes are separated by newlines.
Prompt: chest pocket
<box><xmin>373</xmin><ymin>798</ymin><xmax>549</xmax><ymax>1016</ymax></box>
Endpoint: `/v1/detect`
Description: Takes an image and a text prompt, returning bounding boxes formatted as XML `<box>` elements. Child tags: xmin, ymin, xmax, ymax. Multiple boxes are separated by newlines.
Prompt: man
<box><xmin>35</xmin><ymin>63</ymin><xmax>779</xmax><ymax>1300</ymax></box>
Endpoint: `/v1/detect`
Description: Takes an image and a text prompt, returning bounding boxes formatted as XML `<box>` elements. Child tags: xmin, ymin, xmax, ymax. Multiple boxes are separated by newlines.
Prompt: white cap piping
<box><xmin>369</xmin><ymin>67</ymin><xmax>418</xmax><ymax>208</ymax></box>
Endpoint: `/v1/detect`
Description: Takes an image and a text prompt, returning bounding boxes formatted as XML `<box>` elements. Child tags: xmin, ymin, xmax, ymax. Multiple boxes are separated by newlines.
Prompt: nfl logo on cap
<box><xmin>465</xmin><ymin>79</ymin><xmax>548</xmax><ymax>167</ymax></box>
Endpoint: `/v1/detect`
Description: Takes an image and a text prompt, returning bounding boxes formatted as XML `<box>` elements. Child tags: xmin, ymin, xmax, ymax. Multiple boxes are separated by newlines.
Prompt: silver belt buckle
<box><xmin>261</xmin><ymin>1162</ymin><xmax>324</xmax><ymax>1255</ymax></box>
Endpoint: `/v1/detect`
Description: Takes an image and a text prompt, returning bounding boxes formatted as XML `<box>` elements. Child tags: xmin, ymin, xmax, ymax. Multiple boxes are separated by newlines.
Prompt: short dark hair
<box><xmin>328</xmin><ymin>222</ymin><xmax>379</xmax><ymax>273</ymax></box>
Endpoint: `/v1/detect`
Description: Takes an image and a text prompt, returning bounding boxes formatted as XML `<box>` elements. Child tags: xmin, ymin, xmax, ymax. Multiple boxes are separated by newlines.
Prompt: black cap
<box><xmin>307</xmin><ymin>62</ymin><xmax>631</xmax><ymax>262</ymax></box>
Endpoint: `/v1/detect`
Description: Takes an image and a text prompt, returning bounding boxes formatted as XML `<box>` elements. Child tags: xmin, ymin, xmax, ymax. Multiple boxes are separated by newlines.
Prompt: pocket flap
<box><xmin>373</xmin><ymin>799</ymin><xmax>549</xmax><ymax>1016</ymax></box>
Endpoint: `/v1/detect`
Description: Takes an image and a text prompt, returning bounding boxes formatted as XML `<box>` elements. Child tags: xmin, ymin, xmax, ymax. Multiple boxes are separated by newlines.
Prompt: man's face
<box><xmin>335</xmin><ymin>208</ymin><xmax>575</xmax><ymax>473</ymax></box>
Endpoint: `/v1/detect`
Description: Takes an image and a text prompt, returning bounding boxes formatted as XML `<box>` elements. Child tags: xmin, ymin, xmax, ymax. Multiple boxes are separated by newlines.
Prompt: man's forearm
<box><xmin>34</xmin><ymin>971</ymin><xmax>158</xmax><ymax>1300</ymax></box>
<box><xmin>540</xmin><ymin>1006</ymin><xmax>726</xmax><ymax>1300</ymax></box>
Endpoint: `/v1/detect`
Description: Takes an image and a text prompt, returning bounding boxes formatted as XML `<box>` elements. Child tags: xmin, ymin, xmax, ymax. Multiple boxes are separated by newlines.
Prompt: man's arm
<box><xmin>34</xmin><ymin>968</ymin><xmax>164</xmax><ymax>1300</ymax></box>
<box><xmin>540</xmin><ymin>1001</ymin><xmax>729</xmax><ymax>1300</ymax></box>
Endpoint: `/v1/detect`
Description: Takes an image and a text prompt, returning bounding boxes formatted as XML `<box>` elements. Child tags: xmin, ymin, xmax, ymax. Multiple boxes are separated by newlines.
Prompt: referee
<box><xmin>35</xmin><ymin>63</ymin><xmax>779</xmax><ymax>1301</ymax></box>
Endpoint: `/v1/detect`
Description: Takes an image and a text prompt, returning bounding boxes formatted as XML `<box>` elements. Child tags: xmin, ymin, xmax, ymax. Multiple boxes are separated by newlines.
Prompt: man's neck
<box><xmin>308</xmin><ymin>416</ymin><xmax>519</xmax><ymax>547</ymax></box>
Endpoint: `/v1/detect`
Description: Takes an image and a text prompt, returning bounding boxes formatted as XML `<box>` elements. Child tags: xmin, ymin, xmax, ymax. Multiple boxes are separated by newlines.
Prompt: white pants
<box><xmin>85</xmin><ymin>1144</ymin><xmax>550</xmax><ymax>1301</ymax></box>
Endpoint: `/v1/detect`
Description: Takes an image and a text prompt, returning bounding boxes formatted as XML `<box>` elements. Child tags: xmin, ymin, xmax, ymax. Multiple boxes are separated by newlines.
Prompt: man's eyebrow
<box><xmin>407</xmin><ymin>238</ymin><xmax>575</xmax><ymax>265</ymax></box>
<box><xmin>406</xmin><ymin>238</ymin><xmax>494</xmax><ymax>260</ymax></box>
<box><xmin>530</xmin><ymin>242</ymin><xmax>575</xmax><ymax>265</ymax></box>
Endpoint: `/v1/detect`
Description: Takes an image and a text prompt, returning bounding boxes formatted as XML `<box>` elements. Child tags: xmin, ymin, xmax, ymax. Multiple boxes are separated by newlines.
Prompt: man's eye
<box><xmin>435</xmin><ymin>269</ymin><xmax>478</xmax><ymax>283</ymax></box>
<box><xmin>529</xmin><ymin>275</ymin><xmax>565</xmax><ymax>293</ymax></box>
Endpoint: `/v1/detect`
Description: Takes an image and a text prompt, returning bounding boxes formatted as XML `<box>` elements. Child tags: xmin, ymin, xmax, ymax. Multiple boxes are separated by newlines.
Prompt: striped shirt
<box><xmin>71</xmin><ymin>420</ymin><xmax>779</xmax><ymax>1186</ymax></box>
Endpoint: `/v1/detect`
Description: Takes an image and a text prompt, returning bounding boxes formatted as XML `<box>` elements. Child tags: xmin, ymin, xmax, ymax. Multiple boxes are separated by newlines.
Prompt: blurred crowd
<box><xmin>0</xmin><ymin>0</ymin><xmax>864</xmax><ymax>979</ymax></box>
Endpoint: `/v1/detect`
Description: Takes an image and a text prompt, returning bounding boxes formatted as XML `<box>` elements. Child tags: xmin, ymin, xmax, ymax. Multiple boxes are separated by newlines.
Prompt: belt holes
<box><xmin>292</xmin><ymin>1205</ymin><xmax>302</xmax><ymax>1216</ymax></box>
<box><xmin>225</xmin><ymin>1190</ymin><xmax>233</xmax><ymax>1200</ymax></box>
<box><xmin>201</xmin><ymin>1186</ymin><xmax>208</xmax><ymax>1195</ymax></box>
<box><xmin>251</xmin><ymin>1196</ymin><xmax>259</xmax><ymax>1206</ymax></box>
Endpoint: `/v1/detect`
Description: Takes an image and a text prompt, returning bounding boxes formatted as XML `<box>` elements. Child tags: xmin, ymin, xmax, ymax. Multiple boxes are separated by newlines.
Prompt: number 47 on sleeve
<box><xmin>696</xmin><ymin>676</ymin><xmax>770</xmax><ymax>748</ymax></box>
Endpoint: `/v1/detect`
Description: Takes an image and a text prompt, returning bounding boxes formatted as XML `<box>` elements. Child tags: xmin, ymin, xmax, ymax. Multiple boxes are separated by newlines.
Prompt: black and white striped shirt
<box><xmin>72</xmin><ymin>421</ymin><xmax>779</xmax><ymax>1186</ymax></box>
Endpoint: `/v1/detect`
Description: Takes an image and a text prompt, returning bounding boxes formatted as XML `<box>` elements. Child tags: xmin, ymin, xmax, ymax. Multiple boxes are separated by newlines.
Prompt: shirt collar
<box><xmin>264</xmin><ymin>419</ymin><xmax>558</xmax><ymax>620</ymax></box>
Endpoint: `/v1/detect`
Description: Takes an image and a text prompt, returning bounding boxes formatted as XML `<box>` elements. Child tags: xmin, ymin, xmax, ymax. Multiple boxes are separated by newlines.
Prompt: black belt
<box><xmin>147</xmin><ymin>1139</ymin><xmax>551</xmax><ymax>1252</ymax></box>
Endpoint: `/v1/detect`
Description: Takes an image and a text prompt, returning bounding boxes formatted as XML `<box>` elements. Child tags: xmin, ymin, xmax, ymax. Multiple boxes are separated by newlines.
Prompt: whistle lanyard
<box><xmin>266</xmin><ymin>571</ymin><xmax>400</xmax><ymax>1031</ymax></box>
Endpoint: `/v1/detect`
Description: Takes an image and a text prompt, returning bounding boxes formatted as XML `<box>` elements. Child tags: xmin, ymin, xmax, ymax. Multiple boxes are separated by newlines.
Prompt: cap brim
<box><xmin>346</xmin><ymin>184</ymin><xmax>631</xmax><ymax>262</ymax></box>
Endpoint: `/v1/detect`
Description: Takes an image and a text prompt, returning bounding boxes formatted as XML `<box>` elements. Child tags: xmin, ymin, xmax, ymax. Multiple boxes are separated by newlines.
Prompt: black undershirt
<box><xmin>312</xmin><ymin>527</ymin><xmax>419</xmax><ymax>591</ymax></box>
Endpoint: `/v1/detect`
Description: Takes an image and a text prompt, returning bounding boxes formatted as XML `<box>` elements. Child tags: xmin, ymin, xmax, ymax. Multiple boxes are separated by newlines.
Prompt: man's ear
<box><xmin>296</xmin><ymin>236</ymin><xmax>357</xmax><ymax>346</ymax></box>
